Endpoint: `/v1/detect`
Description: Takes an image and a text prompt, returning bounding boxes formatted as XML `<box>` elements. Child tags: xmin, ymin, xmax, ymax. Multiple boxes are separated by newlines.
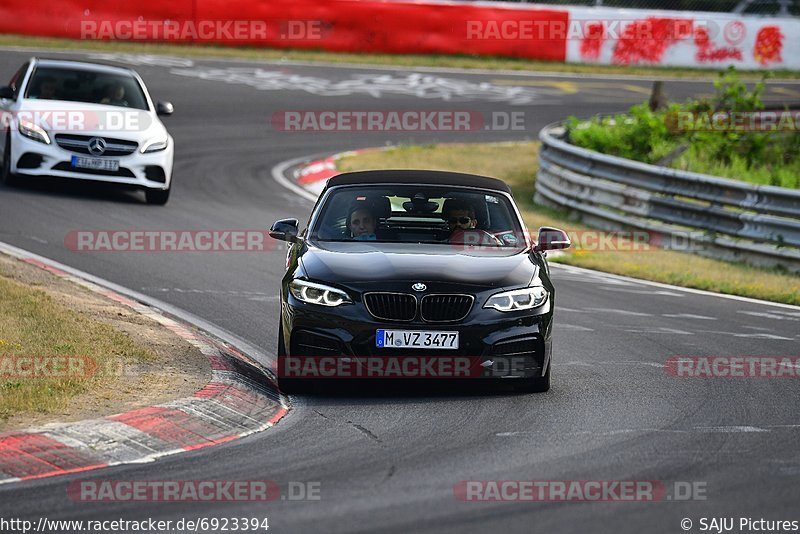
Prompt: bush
<box><xmin>566</xmin><ymin>68</ymin><xmax>800</xmax><ymax>189</ymax></box>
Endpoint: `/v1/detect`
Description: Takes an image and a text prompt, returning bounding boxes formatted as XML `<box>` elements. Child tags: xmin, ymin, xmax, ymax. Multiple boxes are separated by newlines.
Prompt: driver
<box><xmin>101</xmin><ymin>83</ymin><xmax>128</xmax><ymax>107</ymax></box>
<box><xmin>347</xmin><ymin>206</ymin><xmax>377</xmax><ymax>241</ymax></box>
<box><xmin>35</xmin><ymin>77</ymin><xmax>58</xmax><ymax>100</ymax></box>
<box><xmin>444</xmin><ymin>199</ymin><xmax>501</xmax><ymax>246</ymax></box>
<box><xmin>444</xmin><ymin>200</ymin><xmax>478</xmax><ymax>233</ymax></box>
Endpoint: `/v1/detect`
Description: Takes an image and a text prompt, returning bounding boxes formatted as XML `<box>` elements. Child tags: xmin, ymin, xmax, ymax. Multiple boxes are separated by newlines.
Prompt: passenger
<box><xmin>347</xmin><ymin>206</ymin><xmax>377</xmax><ymax>241</ymax></box>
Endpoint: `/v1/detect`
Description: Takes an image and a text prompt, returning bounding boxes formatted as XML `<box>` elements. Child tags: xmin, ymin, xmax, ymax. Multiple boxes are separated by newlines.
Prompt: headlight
<box><xmin>141</xmin><ymin>138</ymin><xmax>168</xmax><ymax>153</ymax></box>
<box><xmin>289</xmin><ymin>280</ymin><xmax>352</xmax><ymax>307</ymax></box>
<box><xmin>483</xmin><ymin>286</ymin><xmax>548</xmax><ymax>312</ymax></box>
<box><xmin>18</xmin><ymin>119</ymin><xmax>50</xmax><ymax>144</ymax></box>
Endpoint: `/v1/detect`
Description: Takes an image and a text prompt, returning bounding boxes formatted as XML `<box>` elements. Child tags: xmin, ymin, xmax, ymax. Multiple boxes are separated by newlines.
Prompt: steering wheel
<box><xmin>449</xmin><ymin>229</ymin><xmax>504</xmax><ymax>247</ymax></box>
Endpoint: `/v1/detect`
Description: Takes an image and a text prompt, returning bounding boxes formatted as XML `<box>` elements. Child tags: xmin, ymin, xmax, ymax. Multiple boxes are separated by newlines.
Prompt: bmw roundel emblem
<box><xmin>412</xmin><ymin>283</ymin><xmax>426</xmax><ymax>292</ymax></box>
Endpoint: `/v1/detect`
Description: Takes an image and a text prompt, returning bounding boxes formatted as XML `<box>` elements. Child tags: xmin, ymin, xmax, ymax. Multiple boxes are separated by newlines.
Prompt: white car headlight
<box><xmin>289</xmin><ymin>280</ymin><xmax>352</xmax><ymax>307</ymax></box>
<box><xmin>141</xmin><ymin>138</ymin><xmax>168</xmax><ymax>153</ymax></box>
<box><xmin>18</xmin><ymin>119</ymin><xmax>51</xmax><ymax>144</ymax></box>
<box><xmin>484</xmin><ymin>286</ymin><xmax>548</xmax><ymax>312</ymax></box>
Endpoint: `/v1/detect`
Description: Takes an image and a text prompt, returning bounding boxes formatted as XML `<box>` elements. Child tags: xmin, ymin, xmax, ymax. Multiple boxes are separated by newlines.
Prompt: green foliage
<box><xmin>567</xmin><ymin>103</ymin><xmax>683</xmax><ymax>163</ymax></box>
<box><xmin>566</xmin><ymin>68</ymin><xmax>799</xmax><ymax>189</ymax></box>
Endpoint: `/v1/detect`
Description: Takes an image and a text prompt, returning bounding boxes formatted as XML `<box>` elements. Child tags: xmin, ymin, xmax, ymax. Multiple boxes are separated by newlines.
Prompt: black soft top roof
<box><xmin>324</xmin><ymin>170</ymin><xmax>512</xmax><ymax>194</ymax></box>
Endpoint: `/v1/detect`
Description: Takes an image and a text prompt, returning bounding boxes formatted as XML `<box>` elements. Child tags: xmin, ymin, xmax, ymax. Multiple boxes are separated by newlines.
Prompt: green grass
<box><xmin>2</xmin><ymin>33</ymin><xmax>800</xmax><ymax>79</ymax></box>
<box><xmin>0</xmin><ymin>270</ymin><xmax>154</xmax><ymax>423</ymax></box>
<box><xmin>337</xmin><ymin>142</ymin><xmax>800</xmax><ymax>305</ymax></box>
<box><xmin>672</xmin><ymin>141</ymin><xmax>800</xmax><ymax>189</ymax></box>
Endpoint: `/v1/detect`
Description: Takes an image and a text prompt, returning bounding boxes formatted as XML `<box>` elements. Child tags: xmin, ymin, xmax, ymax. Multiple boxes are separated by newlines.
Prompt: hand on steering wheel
<box><xmin>449</xmin><ymin>229</ymin><xmax>504</xmax><ymax>246</ymax></box>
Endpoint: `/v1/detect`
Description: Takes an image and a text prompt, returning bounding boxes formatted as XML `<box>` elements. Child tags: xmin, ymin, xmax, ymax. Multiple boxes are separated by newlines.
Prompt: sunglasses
<box><xmin>448</xmin><ymin>217</ymin><xmax>473</xmax><ymax>225</ymax></box>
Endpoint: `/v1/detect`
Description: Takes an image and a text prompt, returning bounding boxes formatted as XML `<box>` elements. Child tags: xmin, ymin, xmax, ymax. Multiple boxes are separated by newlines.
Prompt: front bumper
<box><xmin>9</xmin><ymin>131</ymin><xmax>173</xmax><ymax>190</ymax></box>
<box><xmin>280</xmin><ymin>292</ymin><xmax>553</xmax><ymax>381</ymax></box>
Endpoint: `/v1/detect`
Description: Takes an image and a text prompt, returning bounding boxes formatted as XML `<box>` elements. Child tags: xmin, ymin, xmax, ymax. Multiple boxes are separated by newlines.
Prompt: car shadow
<box><xmin>3</xmin><ymin>175</ymin><xmax>146</xmax><ymax>204</ymax></box>
<box><xmin>285</xmin><ymin>380</ymin><xmax>535</xmax><ymax>401</ymax></box>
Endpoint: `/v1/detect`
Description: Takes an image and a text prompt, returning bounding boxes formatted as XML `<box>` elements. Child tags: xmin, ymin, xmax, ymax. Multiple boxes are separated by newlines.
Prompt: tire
<box><xmin>514</xmin><ymin>362</ymin><xmax>551</xmax><ymax>393</ymax></box>
<box><xmin>1</xmin><ymin>135</ymin><xmax>18</xmax><ymax>187</ymax></box>
<box><xmin>277</xmin><ymin>376</ymin><xmax>306</xmax><ymax>394</ymax></box>
<box><xmin>145</xmin><ymin>187</ymin><xmax>170</xmax><ymax>205</ymax></box>
<box><xmin>275</xmin><ymin>319</ymin><xmax>303</xmax><ymax>394</ymax></box>
<box><xmin>277</xmin><ymin>319</ymin><xmax>287</xmax><ymax>358</ymax></box>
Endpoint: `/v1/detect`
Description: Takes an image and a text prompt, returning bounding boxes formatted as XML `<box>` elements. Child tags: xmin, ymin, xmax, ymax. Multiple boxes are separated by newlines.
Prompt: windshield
<box><xmin>311</xmin><ymin>185</ymin><xmax>527</xmax><ymax>248</ymax></box>
<box><xmin>24</xmin><ymin>67</ymin><xmax>149</xmax><ymax>110</ymax></box>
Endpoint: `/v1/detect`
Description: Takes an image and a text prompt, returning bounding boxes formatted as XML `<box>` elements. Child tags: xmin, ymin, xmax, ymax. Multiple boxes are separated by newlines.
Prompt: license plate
<box><xmin>376</xmin><ymin>329</ymin><xmax>459</xmax><ymax>350</ymax></box>
<box><xmin>71</xmin><ymin>156</ymin><xmax>119</xmax><ymax>172</ymax></box>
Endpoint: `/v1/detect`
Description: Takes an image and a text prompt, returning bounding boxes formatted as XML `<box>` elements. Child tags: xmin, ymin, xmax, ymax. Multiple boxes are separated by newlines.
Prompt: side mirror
<box><xmin>534</xmin><ymin>227</ymin><xmax>570</xmax><ymax>252</ymax></box>
<box><xmin>269</xmin><ymin>218</ymin><xmax>300</xmax><ymax>243</ymax></box>
<box><xmin>0</xmin><ymin>86</ymin><xmax>14</xmax><ymax>99</ymax></box>
<box><xmin>156</xmin><ymin>101</ymin><xmax>174</xmax><ymax>116</ymax></box>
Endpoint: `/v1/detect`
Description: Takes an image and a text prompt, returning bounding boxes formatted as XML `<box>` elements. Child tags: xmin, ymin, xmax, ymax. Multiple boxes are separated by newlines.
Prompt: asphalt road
<box><xmin>1</xmin><ymin>48</ymin><xmax>798</xmax><ymax>533</ymax></box>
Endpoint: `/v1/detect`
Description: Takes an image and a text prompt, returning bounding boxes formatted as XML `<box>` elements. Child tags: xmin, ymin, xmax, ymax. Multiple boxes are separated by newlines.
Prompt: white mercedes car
<box><xmin>0</xmin><ymin>58</ymin><xmax>174</xmax><ymax>204</ymax></box>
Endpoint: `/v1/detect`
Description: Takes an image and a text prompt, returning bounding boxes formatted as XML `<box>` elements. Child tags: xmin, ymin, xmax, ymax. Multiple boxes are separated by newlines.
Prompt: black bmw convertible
<box><xmin>269</xmin><ymin>170</ymin><xmax>570</xmax><ymax>393</ymax></box>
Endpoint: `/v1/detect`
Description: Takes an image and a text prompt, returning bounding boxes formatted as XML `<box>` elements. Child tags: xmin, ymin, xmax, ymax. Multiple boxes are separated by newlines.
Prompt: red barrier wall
<box><xmin>0</xmin><ymin>0</ymin><xmax>568</xmax><ymax>62</ymax></box>
<box><xmin>0</xmin><ymin>1</ymin><xmax>194</xmax><ymax>40</ymax></box>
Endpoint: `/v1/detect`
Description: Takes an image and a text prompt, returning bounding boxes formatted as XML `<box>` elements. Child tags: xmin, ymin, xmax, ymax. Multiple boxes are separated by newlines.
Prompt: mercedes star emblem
<box><xmin>87</xmin><ymin>137</ymin><xmax>107</xmax><ymax>156</ymax></box>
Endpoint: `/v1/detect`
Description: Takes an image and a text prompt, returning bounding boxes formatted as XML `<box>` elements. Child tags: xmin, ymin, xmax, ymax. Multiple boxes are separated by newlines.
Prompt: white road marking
<box><xmin>662</xmin><ymin>314</ymin><xmax>717</xmax><ymax>320</ymax></box>
<box><xmin>694</xmin><ymin>426</ymin><xmax>768</xmax><ymax>433</ymax></box>
<box><xmin>496</xmin><ymin>425</ymin><xmax>793</xmax><ymax>437</ymax></box>
<box><xmin>171</xmin><ymin>68</ymin><xmax>550</xmax><ymax>105</ymax></box>
<box><xmin>551</xmin><ymin>263</ymin><xmax>800</xmax><ymax>311</ymax></box>
<box><xmin>585</xmin><ymin>308</ymin><xmax>653</xmax><ymax>316</ymax></box>
<box><xmin>599</xmin><ymin>287</ymin><xmax>684</xmax><ymax>297</ymax></box>
<box><xmin>597</xmin><ymin>361</ymin><xmax>665</xmax><ymax>368</ymax></box>
<box><xmin>23</xmin><ymin>234</ymin><xmax>48</xmax><ymax>244</ymax></box>
<box><xmin>88</xmin><ymin>52</ymin><xmax>195</xmax><ymax>68</ymax></box>
<box><xmin>143</xmin><ymin>287</ymin><xmax>278</xmax><ymax>299</ymax></box>
<box><xmin>553</xmin><ymin>272</ymin><xmax>633</xmax><ymax>286</ymax></box>
<box><xmin>305</xmin><ymin>181</ymin><xmax>327</xmax><ymax>197</ymax></box>
<box><xmin>738</xmin><ymin>311</ymin><xmax>800</xmax><ymax>321</ymax></box>
<box><xmin>272</xmin><ymin>155</ymin><xmax>324</xmax><ymax>203</ymax></box>
<box><xmin>558</xmin><ymin>324</ymin><xmax>594</xmax><ymax>331</ymax></box>
<box><xmin>624</xmin><ymin>327</ymin><xmax>694</xmax><ymax>335</ymax></box>
<box><xmin>697</xmin><ymin>330</ymin><xmax>794</xmax><ymax>340</ymax></box>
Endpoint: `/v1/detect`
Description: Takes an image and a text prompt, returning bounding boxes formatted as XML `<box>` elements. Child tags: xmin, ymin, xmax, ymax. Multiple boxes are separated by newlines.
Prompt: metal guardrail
<box><xmin>535</xmin><ymin>122</ymin><xmax>800</xmax><ymax>272</ymax></box>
